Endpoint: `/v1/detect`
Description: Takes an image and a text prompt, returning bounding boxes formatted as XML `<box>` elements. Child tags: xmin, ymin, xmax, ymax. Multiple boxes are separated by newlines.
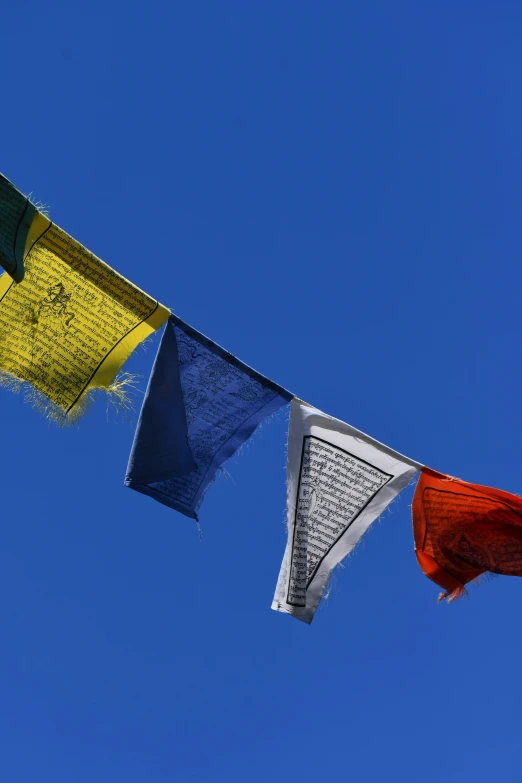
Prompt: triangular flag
<box><xmin>125</xmin><ymin>316</ymin><xmax>292</xmax><ymax>519</ymax></box>
<box><xmin>273</xmin><ymin>399</ymin><xmax>421</xmax><ymax>623</ymax></box>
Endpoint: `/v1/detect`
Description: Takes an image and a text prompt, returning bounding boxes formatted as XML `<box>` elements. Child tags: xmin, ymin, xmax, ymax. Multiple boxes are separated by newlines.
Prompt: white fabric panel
<box><xmin>272</xmin><ymin>399</ymin><xmax>422</xmax><ymax>624</ymax></box>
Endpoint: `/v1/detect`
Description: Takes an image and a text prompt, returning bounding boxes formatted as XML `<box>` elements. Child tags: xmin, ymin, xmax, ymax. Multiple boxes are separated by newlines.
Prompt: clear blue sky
<box><xmin>3</xmin><ymin>1</ymin><xmax>522</xmax><ymax>781</ymax></box>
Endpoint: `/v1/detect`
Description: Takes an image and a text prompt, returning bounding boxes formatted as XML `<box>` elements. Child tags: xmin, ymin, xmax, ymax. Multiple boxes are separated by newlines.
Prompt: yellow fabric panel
<box><xmin>0</xmin><ymin>215</ymin><xmax>169</xmax><ymax>416</ymax></box>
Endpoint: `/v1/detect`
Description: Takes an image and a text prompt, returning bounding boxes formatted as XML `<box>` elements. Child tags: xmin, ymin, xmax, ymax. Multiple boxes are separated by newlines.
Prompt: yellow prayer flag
<box><xmin>0</xmin><ymin>177</ymin><xmax>170</xmax><ymax>422</ymax></box>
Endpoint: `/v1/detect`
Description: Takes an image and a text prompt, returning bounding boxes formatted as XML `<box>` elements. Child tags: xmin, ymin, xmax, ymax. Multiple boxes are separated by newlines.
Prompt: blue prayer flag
<box><xmin>125</xmin><ymin>316</ymin><xmax>293</xmax><ymax>519</ymax></box>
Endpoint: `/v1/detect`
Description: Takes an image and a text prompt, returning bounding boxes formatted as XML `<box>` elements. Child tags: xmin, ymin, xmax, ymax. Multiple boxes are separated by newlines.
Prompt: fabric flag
<box><xmin>412</xmin><ymin>467</ymin><xmax>522</xmax><ymax>602</ymax></box>
<box><xmin>272</xmin><ymin>399</ymin><xmax>421</xmax><ymax>623</ymax></box>
<box><xmin>0</xmin><ymin>173</ymin><xmax>36</xmax><ymax>282</ymax></box>
<box><xmin>0</xmin><ymin>173</ymin><xmax>170</xmax><ymax>422</ymax></box>
<box><xmin>125</xmin><ymin>315</ymin><xmax>293</xmax><ymax>520</ymax></box>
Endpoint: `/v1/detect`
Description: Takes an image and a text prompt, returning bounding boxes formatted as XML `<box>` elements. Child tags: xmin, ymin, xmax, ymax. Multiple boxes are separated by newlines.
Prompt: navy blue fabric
<box><xmin>125</xmin><ymin>318</ymin><xmax>196</xmax><ymax>483</ymax></box>
<box><xmin>125</xmin><ymin>316</ymin><xmax>293</xmax><ymax>520</ymax></box>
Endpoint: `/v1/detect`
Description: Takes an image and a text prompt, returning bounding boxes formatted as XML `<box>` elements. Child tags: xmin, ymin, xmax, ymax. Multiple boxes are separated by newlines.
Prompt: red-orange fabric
<box><xmin>412</xmin><ymin>468</ymin><xmax>522</xmax><ymax>600</ymax></box>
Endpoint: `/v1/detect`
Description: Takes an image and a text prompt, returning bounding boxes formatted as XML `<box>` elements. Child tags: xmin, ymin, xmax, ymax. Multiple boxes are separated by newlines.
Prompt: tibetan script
<box><xmin>287</xmin><ymin>436</ymin><xmax>391</xmax><ymax>606</ymax></box>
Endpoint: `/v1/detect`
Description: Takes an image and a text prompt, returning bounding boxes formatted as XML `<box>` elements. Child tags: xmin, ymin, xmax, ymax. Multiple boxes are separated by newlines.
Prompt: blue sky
<box><xmin>3</xmin><ymin>1</ymin><xmax>522</xmax><ymax>780</ymax></box>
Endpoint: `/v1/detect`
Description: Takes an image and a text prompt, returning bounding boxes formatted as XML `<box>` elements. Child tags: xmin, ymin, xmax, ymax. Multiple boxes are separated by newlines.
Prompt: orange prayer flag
<box><xmin>412</xmin><ymin>468</ymin><xmax>522</xmax><ymax>602</ymax></box>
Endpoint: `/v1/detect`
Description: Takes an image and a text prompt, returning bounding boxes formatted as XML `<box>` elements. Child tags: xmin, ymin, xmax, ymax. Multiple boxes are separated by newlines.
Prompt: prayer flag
<box><xmin>0</xmin><ymin>173</ymin><xmax>169</xmax><ymax>422</ymax></box>
<box><xmin>412</xmin><ymin>467</ymin><xmax>522</xmax><ymax>601</ymax></box>
<box><xmin>0</xmin><ymin>173</ymin><xmax>36</xmax><ymax>282</ymax></box>
<box><xmin>125</xmin><ymin>316</ymin><xmax>293</xmax><ymax>519</ymax></box>
<box><xmin>272</xmin><ymin>399</ymin><xmax>421</xmax><ymax>623</ymax></box>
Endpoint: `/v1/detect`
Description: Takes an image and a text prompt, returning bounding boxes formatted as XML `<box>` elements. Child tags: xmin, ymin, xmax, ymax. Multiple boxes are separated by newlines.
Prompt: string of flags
<box><xmin>2</xmin><ymin>172</ymin><xmax>522</xmax><ymax>623</ymax></box>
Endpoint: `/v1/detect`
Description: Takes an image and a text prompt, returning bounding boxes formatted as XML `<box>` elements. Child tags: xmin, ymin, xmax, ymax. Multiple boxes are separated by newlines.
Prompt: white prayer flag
<box><xmin>272</xmin><ymin>399</ymin><xmax>422</xmax><ymax>623</ymax></box>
